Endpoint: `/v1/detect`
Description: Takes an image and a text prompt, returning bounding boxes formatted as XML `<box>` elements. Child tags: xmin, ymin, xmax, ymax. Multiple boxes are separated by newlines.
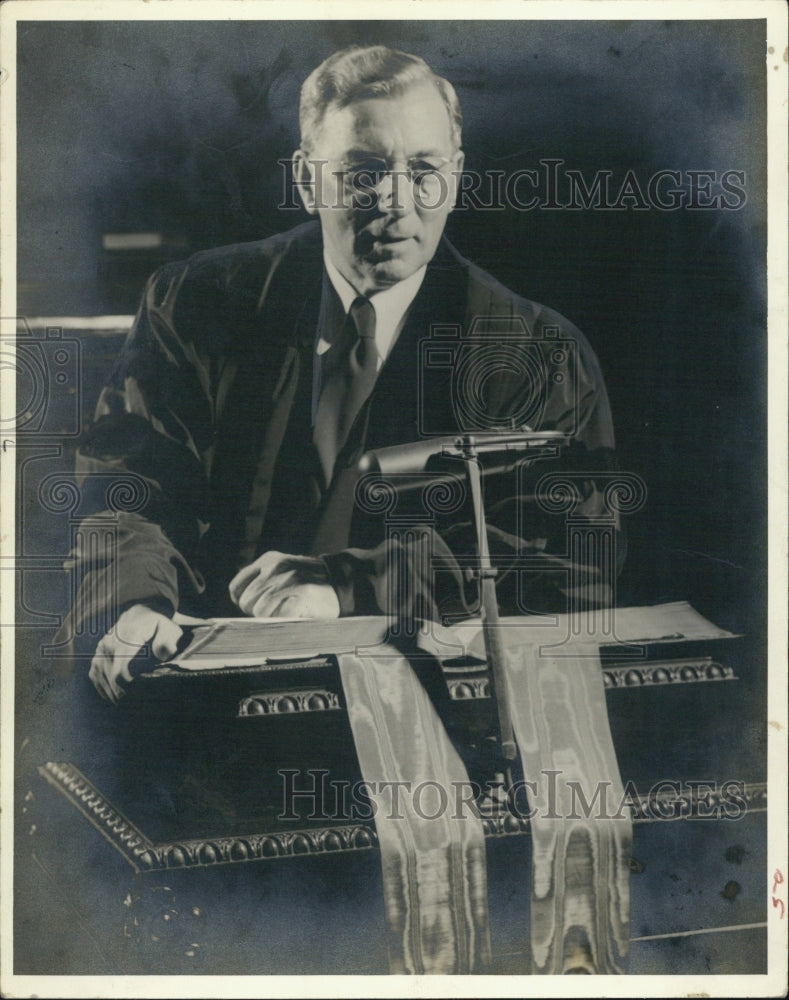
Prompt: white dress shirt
<box><xmin>318</xmin><ymin>254</ymin><xmax>427</xmax><ymax>370</ymax></box>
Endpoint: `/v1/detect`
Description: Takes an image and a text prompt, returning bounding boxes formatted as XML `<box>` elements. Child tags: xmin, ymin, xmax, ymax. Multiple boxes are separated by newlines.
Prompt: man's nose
<box><xmin>375</xmin><ymin>169</ymin><xmax>415</xmax><ymax>216</ymax></box>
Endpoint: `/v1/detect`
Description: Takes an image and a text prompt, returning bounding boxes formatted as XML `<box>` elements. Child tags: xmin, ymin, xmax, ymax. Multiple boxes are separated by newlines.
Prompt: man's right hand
<box><xmin>89</xmin><ymin>604</ymin><xmax>183</xmax><ymax>704</ymax></box>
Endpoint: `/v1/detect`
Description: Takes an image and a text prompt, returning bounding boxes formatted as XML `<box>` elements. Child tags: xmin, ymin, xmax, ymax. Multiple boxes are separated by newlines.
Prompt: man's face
<box><xmin>295</xmin><ymin>81</ymin><xmax>464</xmax><ymax>295</ymax></box>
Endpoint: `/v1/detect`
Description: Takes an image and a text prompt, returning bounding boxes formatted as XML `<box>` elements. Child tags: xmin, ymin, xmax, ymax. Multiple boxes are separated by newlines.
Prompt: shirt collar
<box><xmin>320</xmin><ymin>253</ymin><xmax>427</xmax><ymax>363</ymax></box>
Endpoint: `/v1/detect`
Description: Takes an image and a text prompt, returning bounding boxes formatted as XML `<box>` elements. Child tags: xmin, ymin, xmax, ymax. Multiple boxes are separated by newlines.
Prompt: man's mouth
<box><xmin>356</xmin><ymin>230</ymin><xmax>416</xmax><ymax>262</ymax></box>
<box><xmin>374</xmin><ymin>233</ymin><xmax>413</xmax><ymax>244</ymax></box>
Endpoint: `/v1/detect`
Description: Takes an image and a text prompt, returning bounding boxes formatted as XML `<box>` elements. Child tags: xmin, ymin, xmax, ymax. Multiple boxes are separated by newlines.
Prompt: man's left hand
<box><xmin>229</xmin><ymin>551</ymin><xmax>341</xmax><ymax>618</ymax></box>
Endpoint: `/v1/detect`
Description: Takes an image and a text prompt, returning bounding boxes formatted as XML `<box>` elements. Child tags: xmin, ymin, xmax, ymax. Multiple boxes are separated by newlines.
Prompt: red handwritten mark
<box><xmin>771</xmin><ymin>869</ymin><xmax>785</xmax><ymax>919</ymax></box>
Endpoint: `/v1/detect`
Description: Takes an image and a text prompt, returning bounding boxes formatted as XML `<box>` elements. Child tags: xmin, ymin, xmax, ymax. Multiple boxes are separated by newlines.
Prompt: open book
<box><xmin>167</xmin><ymin>615</ymin><xmax>399</xmax><ymax>668</ymax></box>
<box><xmin>166</xmin><ymin>602</ymin><xmax>736</xmax><ymax>671</ymax></box>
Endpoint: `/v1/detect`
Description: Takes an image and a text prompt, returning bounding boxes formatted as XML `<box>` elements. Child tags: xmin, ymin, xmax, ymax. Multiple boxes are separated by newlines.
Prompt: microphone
<box><xmin>358</xmin><ymin>428</ymin><xmax>569</xmax><ymax>762</ymax></box>
<box><xmin>358</xmin><ymin>428</ymin><xmax>569</xmax><ymax>478</ymax></box>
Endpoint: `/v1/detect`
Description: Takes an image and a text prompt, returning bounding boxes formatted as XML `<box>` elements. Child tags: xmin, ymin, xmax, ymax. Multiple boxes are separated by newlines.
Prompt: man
<box><xmin>63</xmin><ymin>45</ymin><xmax>618</xmax><ymax>703</ymax></box>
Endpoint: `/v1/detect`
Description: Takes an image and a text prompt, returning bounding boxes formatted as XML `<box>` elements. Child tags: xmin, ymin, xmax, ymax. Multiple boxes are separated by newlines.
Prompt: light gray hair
<box><xmin>299</xmin><ymin>45</ymin><xmax>463</xmax><ymax>153</ymax></box>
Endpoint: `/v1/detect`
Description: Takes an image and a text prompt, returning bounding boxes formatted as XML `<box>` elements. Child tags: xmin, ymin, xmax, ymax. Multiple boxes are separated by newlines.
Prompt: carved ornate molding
<box><xmin>446</xmin><ymin>656</ymin><xmax>736</xmax><ymax>701</ymax></box>
<box><xmin>238</xmin><ymin>688</ymin><xmax>341</xmax><ymax>717</ymax></box>
<box><xmin>38</xmin><ymin>761</ymin><xmax>153</xmax><ymax>867</ymax></box>
<box><xmin>627</xmin><ymin>780</ymin><xmax>767</xmax><ymax>821</ymax></box>
<box><xmin>603</xmin><ymin>657</ymin><xmax>736</xmax><ymax>688</ymax></box>
<box><xmin>142</xmin><ymin>655</ymin><xmax>736</xmax><ymax>694</ymax></box>
<box><xmin>38</xmin><ymin>762</ymin><xmax>378</xmax><ymax>873</ymax></box>
<box><xmin>477</xmin><ymin>781</ymin><xmax>768</xmax><ymax>835</ymax></box>
<box><xmin>447</xmin><ymin>677</ymin><xmax>491</xmax><ymax>700</ymax></box>
<box><xmin>38</xmin><ymin>762</ymin><xmax>767</xmax><ymax>872</ymax></box>
<box><xmin>136</xmin><ymin>823</ymin><xmax>378</xmax><ymax>871</ymax></box>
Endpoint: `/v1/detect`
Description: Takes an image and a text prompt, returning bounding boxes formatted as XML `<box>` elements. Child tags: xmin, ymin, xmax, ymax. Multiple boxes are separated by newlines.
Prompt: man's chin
<box><xmin>364</xmin><ymin>253</ymin><xmax>422</xmax><ymax>287</ymax></box>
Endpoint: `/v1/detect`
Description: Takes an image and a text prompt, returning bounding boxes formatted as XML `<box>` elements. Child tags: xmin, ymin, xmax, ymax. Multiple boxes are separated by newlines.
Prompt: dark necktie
<box><xmin>314</xmin><ymin>295</ymin><xmax>378</xmax><ymax>486</ymax></box>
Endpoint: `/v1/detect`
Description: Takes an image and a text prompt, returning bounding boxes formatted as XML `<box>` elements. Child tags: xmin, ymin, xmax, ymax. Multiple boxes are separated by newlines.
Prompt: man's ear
<box><xmin>447</xmin><ymin>149</ymin><xmax>465</xmax><ymax>214</ymax></box>
<box><xmin>293</xmin><ymin>150</ymin><xmax>318</xmax><ymax>215</ymax></box>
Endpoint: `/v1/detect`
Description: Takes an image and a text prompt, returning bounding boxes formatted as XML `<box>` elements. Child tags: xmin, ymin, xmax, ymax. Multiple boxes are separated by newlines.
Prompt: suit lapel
<box><xmin>309</xmin><ymin>246</ymin><xmax>469</xmax><ymax>554</ymax></box>
<box><xmin>239</xmin><ymin>252</ymin><xmax>325</xmax><ymax>563</ymax></box>
<box><xmin>239</xmin><ymin>233</ymin><xmax>471</xmax><ymax>559</ymax></box>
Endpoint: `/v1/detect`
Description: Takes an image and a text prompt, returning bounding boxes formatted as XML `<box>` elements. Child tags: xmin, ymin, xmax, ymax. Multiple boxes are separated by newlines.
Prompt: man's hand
<box><xmin>89</xmin><ymin>605</ymin><xmax>183</xmax><ymax>704</ymax></box>
<box><xmin>229</xmin><ymin>551</ymin><xmax>341</xmax><ymax>619</ymax></box>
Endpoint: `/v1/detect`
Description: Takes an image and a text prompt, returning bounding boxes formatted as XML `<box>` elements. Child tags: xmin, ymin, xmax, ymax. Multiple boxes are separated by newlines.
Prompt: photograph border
<box><xmin>1</xmin><ymin>1</ymin><xmax>786</xmax><ymax>997</ymax></box>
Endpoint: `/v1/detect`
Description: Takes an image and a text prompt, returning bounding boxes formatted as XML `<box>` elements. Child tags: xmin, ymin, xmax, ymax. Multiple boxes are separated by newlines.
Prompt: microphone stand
<box><xmin>360</xmin><ymin>429</ymin><xmax>568</xmax><ymax>763</ymax></box>
<box><xmin>458</xmin><ymin>434</ymin><xmax>517</xmax><ymax>759</ymax></box>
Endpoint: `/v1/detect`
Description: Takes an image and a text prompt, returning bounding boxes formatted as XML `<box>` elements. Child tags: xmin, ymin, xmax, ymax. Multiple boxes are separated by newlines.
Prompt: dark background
<box><xmin>12</xmin><ymin>16</ymin><xmax>770</xmax><ymax>977</ymax></box>
<box><xmin>16</xmin><ymin>17</ymin><xmax>768</xmax><ymax>638</ymax></box>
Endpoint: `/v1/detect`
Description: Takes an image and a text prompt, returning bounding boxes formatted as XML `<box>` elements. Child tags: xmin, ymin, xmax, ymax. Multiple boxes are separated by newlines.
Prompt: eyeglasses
<box><xmin>336</xmin><ymin>156</ymin><xmax>457</xmax><ymax>195</ymax></box>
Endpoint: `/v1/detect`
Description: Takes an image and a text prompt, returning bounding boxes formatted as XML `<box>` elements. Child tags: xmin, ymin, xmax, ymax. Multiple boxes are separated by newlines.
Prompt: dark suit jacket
<box><xmin>64</xmin><ymin>220</ymin><xmax>619</xmax><ymax>641</ymax></box>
